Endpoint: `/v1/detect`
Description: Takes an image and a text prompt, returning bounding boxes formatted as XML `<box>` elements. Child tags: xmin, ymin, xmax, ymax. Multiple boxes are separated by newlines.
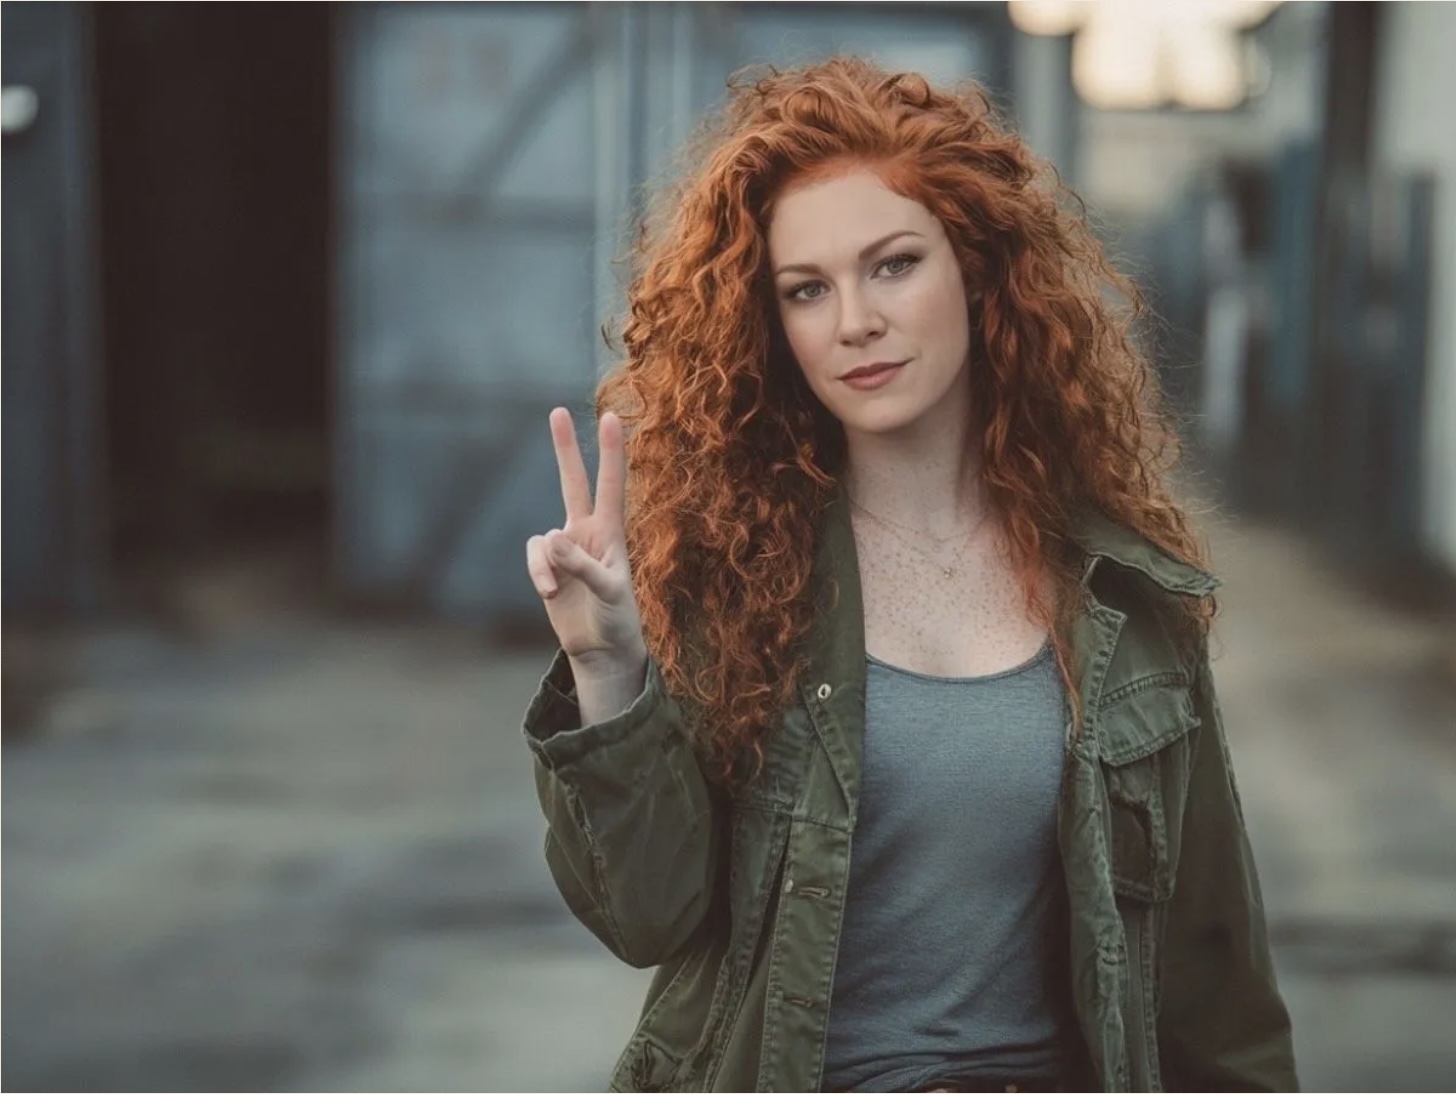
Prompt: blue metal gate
<box><xmin>334</xmin><ymin>2</ymin><xmax>1008</xmax><ymax>621</ymax></box>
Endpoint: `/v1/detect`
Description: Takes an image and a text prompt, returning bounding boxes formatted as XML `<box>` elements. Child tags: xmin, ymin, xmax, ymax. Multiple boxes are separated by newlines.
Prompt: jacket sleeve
<box><xmin>522</xmin><ymin>648</ymin><xmax>721</xmax><ymax>969</ymax></box>
<box><xmin>1158</xmin><ymin>644</ymin><xmax>1300</xmax><ymax>1091</ymax></box>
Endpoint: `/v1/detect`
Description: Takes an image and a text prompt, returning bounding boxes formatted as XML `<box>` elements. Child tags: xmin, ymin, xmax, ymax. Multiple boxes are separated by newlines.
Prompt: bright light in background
<box><xmin>1170</xmin><ymin>23</ymin><xmax>1248</xmax><ymax>111</ymax></box>
<box><xmin>1072</xmin><ymin>17</ymin><xmax>1162</xmax><ymax>111</ymax></box>
<box><xmin>1006</xmin><ymin>0</ymin><xmax>1086</xmax><ymax>37</ymax></box>
<box><xmin>1009</xmin><ymin>0</ymin><xmax>1281</xmax><ymax>111</ymax></box>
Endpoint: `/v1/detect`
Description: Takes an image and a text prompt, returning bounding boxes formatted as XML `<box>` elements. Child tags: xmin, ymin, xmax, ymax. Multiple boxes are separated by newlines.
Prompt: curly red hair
<box><xmin>599</xmin><ymin>57</ymin><xmax>1212</xmax><ymax>783</ymax></box>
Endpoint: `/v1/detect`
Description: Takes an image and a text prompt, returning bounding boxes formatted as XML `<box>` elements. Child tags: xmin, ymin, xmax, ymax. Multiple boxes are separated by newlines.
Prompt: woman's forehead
<box><xmin>767</xmin><ymin>169</ymin><xmax>941</xmax><ymax>263</ymax></box>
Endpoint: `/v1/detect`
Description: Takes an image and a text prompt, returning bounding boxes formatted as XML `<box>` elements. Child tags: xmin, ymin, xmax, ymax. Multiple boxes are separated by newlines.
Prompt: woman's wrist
<box><xmin>568</xmin><ymin>645</ymin><xmax>649</xmax><ymax>727</ymax></box>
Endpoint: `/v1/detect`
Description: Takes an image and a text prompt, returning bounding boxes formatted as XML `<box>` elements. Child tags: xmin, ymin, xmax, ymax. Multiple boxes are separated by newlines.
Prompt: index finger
<box><xmin>549</xmin><ymin>407</ymin><xmax>593</xmax><ymax>521</ymax></box>
<box><xmin>595</xmin><ymin>411</ymin><xmax>628</xmax><ymax>531</ymax></box>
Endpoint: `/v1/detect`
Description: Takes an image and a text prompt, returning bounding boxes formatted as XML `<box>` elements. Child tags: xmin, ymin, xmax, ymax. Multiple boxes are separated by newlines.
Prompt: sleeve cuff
<box><xmin>522</xmin><ymin>648</ymin><xmax>675</xmax><ymax>771</ymax></box>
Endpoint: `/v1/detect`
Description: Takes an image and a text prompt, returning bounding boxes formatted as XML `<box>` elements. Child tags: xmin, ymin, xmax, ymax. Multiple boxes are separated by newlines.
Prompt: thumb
<box><xmin>546</xmin><ymin>532</ymin><xmax>615</xmax><ymax>599</ymax></box>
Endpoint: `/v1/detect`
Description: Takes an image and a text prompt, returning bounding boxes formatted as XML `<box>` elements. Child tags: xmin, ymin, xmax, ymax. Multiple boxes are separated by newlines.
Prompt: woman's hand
<box><xmin>526</xmin><ymin>408</ymin><xmax>647</xmax><ymax>680</ymax></box>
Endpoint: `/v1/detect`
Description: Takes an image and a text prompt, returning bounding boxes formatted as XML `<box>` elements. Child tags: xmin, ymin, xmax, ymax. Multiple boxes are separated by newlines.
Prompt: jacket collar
<box><xmin>1068</xmin><ymin>505</ymin><xmax>1220</xmax><ymax>598</ymax></box>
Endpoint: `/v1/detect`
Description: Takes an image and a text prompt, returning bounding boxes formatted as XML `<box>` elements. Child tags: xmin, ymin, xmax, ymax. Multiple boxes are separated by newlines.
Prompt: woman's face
<box><xmin>767</xmin><ymin>166</ymin><xmax>973</xmax><ymax>439</ymax></box>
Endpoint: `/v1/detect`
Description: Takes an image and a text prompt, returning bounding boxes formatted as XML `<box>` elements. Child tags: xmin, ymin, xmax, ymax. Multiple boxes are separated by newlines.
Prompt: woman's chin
<box><xmin>834</xmin><ymin>400</ymin><xmax>922</xmax><ymax>437</ymax></box>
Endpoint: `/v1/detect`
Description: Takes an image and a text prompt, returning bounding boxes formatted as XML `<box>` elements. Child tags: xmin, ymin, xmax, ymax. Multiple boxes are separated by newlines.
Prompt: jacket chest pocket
<box><xmin>1096</xmin><ymin>679</ymin><xmax>1200</xmax><ymax>904</ymax></box>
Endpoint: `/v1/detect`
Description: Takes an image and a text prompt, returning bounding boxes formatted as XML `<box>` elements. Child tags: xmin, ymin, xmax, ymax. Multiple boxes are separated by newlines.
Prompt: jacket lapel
<box><xmin>799</xmin><ymin>485</ymin><xmax>868</xmax><ymax>820</ymax></box>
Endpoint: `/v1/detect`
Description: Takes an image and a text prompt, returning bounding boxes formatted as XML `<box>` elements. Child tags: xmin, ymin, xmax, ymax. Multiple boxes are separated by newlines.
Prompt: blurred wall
<box><xmin>1</xmin><ymin>3</ymin><xmax>105</xmax><ymax>615</ymax></box>
<box><xmin>1374</xmin><ymin>2</ymin><xmax>1456</xmax><ymax>574</ymax></box>
<box><xmin>1067</xmin><ymin>2</ymin><xmax>1454</xmax><ymax>582</ymax></box>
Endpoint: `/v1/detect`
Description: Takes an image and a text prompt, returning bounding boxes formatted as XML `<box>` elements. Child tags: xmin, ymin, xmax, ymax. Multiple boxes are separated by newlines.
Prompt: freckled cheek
<box><xmin>903</xmin><ymin>278</ymin><xmax>970</xmax><ymax>356</ymax></box>
<box><xmin>784</xmin><ymin>316</ymin><xmax>838</xmax><ymax>387</ymax></box>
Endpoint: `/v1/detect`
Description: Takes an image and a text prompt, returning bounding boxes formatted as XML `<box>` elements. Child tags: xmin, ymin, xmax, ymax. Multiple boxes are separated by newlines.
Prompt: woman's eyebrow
<box><xmin>772</xmin><ymin>229</ymin><xmax>925</xmax><ymax>277</ymax></box>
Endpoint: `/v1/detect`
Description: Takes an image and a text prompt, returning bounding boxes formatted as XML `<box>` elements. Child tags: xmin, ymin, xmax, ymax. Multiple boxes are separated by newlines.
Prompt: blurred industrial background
<box><xmin>3</xmin><ymin>1</ymin><xmax>1454</xmax><ymax>1090</ymax></box>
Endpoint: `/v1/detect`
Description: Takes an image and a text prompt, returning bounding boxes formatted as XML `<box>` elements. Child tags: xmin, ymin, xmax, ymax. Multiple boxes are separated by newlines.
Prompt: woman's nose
<box><xmin>837</xmin><ymin>286</ymin><xmax>885</xmax><ymax>346</ymax></box>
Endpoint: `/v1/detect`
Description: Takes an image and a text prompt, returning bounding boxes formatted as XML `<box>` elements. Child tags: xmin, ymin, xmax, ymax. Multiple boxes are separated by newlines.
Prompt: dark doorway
<box><xmin>94</xmin><ymin>5</ymin><xmax>333</xmax><ymax>593</ymax></box>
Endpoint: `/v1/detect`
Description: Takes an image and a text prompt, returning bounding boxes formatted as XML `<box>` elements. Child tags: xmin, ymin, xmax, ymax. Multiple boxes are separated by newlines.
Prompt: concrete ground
<box><xmin>3</xmin><ymin>518</ymin><xmax>1455</xmax><ymax>1092</ymax></box>
<box><xmin>1200</xmin><ymin>521</ymin><xmax>1456</xmax><ymax>1091</ymax></box>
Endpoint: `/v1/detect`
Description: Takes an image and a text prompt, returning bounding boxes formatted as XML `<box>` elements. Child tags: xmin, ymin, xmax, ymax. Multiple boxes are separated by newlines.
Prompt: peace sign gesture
<box><xmin>526</xmin><ymin>408</ymin><xmax>646</xmax><ymax>674</ymax></box>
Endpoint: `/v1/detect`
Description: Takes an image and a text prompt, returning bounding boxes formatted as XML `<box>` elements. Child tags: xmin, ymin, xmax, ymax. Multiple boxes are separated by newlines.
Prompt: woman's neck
<box><xmin>842</xmin><ymin>416</ymin><xmax>987</xmax><ymax>540</ymax></box>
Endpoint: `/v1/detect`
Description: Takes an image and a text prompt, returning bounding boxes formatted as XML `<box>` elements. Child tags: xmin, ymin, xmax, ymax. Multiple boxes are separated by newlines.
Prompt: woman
<box><xmin>521</xmin><ymin>58</ymin><xmax>1297</xmax><ymax>1093</ymax></box>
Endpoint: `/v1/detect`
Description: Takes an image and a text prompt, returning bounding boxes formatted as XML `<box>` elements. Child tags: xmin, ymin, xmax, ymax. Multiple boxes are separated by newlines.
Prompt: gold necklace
<box><xmin>847</xmin><ymin>495</ymin><xmax>969</xmax><ymax>545</ymax></box>
<box><xmin>848</xmin><ymin>497</ymin><xmax>984</xmax><ymax>579</ymax></box>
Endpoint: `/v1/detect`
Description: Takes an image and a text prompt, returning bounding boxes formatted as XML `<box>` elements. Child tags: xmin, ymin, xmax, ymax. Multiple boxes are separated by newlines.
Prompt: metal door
<box><xmin>337</xmin><ymin>3</ymin><xmax>624</xmax><ymax>621</ymax></box>
<box><xmin>334</xmin><ymin>2</ymin><xmax>1007</xmax><ymax>620</ymax></box>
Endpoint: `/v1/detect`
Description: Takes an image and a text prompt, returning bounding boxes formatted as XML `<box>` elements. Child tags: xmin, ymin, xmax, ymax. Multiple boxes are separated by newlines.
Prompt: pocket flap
<box><xmin>1097</xmin><ymin>680</ymin><xmax>1198</xmax><ymax>766</ymax></box>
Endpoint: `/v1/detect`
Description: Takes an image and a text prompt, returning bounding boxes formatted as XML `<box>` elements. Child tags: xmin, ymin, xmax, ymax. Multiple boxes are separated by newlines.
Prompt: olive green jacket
<box><xmin>523</xmin><ymin>491</ymin><xmax>1298</xmax><ymax>1092</ymax></box>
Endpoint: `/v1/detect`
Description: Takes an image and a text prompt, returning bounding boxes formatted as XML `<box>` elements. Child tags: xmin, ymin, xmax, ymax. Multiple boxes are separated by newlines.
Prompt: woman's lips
<box><xmin>841</xmin><ymin>361</ymin><xmax>906</xmax><ymax>391</ymax></box>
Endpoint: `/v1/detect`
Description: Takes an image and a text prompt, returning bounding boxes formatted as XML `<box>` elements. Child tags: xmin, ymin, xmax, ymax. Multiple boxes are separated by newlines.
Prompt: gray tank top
<box><xmin>822</xmin><ymin>641</ymin><xmax>1073</xmax><ymax>1093</ymax></box>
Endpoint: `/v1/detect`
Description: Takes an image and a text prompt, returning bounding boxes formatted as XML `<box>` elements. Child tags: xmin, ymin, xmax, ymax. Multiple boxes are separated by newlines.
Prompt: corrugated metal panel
<box><xmin>334</xmin><ymin>2</ymin><xmax>1007</xmax><ymax>620</ymax></box>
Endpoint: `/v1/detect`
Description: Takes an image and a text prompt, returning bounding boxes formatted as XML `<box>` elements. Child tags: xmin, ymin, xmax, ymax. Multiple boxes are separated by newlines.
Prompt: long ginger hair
<box><xmin>599</xmin><ymin>57</ymin><xmax>1212</xmax><ymax>783</ymax></box>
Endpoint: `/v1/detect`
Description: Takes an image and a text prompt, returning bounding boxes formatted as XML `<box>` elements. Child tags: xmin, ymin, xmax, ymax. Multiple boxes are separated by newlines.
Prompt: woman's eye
<box><xmin>787</xmin><ymin>281</ymin><xmax>828</xmax><ymax>302</ymax></box>
<box><xmin>877</xmin><ymin>253</ymin><xmax>920</xmax><ymax>277</ymax></box>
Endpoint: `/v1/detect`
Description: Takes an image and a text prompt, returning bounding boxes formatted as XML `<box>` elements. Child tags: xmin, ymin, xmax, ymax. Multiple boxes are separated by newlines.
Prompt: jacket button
<box><xmin>816</xmin><ymin>683</ymin><xmax>832</xmax><ymax>700</ymax></box>
<box><xmin>783</xmin><ymin>877</ymin><xmax>795</xmax><ymax>894</ymax></box>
